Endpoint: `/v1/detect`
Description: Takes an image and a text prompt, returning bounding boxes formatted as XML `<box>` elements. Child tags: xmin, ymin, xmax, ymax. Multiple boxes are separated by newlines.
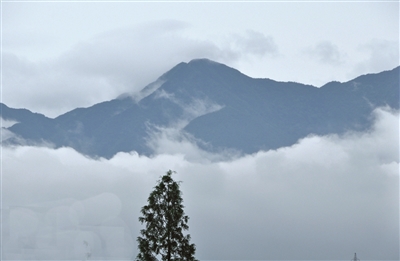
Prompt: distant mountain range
<box><xmin>1</xmin><ymin>59</ymin><xmax>399</xmax><ymax>158</ymax></box>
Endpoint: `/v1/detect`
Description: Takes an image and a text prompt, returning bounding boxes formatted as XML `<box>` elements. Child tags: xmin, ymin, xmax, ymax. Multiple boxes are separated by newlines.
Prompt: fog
<box><xmin>1</xmin><ymin>107</ymin><xmax>399</xmax><ymax>260</ymax></box>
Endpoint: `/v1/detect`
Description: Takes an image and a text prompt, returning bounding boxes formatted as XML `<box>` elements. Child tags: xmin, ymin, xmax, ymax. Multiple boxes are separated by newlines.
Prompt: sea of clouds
<box><xmin>1</xmin><ymin>107</ymin><xmax>399</xmax><ymax>260</ymax></box>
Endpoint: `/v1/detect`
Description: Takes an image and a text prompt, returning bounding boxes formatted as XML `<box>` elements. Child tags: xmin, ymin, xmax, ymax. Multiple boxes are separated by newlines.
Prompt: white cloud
<box><xmin>1</xmin><ymin>117</ymin><xmax>19</xmax><ymax>128</ymax></box>
<box><xmin>130</xmin><ymin>79</ymin><xmax>166</xmax><ymax>102</ymax></box>
<box><xmin>1</xmin><ymin>107</ymin><xmax>398</xmax><ymax>260</ymax></box>
<box><xmin>152</xmin><ymin>89</ymin><xmax>224</xmax><ymax>124</ymax></box>
<box><xmin>144</xmin><ymin>95</ymin><xmax>227</xmax><ymax>162</ymax></box>
<box><xmin>2</xmin><ymin>21</ymin><xmax>278</xmax><ymax>118</ymax></box>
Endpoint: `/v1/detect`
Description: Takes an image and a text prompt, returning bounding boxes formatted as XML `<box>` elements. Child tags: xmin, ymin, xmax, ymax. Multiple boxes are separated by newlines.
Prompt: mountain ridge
<box><xmin>1</xmin><ymin>59</ymin><xmax>399</xmax><ymax>158</ymax></box>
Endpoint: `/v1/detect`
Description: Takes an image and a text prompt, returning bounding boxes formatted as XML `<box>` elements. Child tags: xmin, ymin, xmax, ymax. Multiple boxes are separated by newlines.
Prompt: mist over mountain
<box><xmin>1</xmin><ymin>59</ymin><xmax>399</xmax><ymax>158</ymax></box>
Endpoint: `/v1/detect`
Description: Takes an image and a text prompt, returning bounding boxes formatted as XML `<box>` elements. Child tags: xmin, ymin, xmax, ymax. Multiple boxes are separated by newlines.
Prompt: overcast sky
<box><xmin>1</xmin><ymin>1</ymin><xmax>399</xmax><ymax>260</ymax></box>
<box><xmin>2</xmin><ymin>1</ymin><xmax>399</xmax><ymax>117</ymax></box>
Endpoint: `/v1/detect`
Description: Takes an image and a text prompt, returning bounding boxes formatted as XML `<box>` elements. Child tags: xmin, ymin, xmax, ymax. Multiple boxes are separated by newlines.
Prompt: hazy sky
<box><xmin>1</xmin><ymin>1</ymin><xmax>399</xmax><ymax>260</ymax></box>
<box><xmin>2</xmin><ymin>1</ymin><xmax>399</xmax><ymax>117</ymax></box>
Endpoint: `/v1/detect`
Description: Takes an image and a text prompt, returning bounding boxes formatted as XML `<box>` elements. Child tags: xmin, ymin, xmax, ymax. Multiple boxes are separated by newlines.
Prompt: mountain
<box><xmin>1</xmin><ymin>59</ymin><xmax>399</xmax><ymax>158</ymax></box>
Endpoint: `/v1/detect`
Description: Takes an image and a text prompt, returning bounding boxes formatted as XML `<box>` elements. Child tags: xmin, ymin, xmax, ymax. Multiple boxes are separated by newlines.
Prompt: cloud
<box><xmin>351</xmin><ymin>39</ymin><xmax>399</xmax><ymax>77</ymax></box>
<box><xmin>152</xmin><ymin>89</ymin><xmax>224</xmax><ymax>124</ymax></box>
<box><xmin>1</xmin><ymin>117</ymin><xmax>19</xmax><ymax>128</ymax></box>
<box><xmin>129</xmin><ymin>79</ymin><xmax>166</xmax><ymax>102</ymax></box>
<box><xmin>2</xmin><ymin>52</ymin><xmax>116</xmax><ymax>119</ymax></box>
<box><xmin>3</xmin><ymin>21</ymin><xmax>277</xmax><ymax>118</ymax></box>
<box><xmin>231</xmin><ymin>30</ymin><xmax>279</xmax><ymax>58</ymax></box>
<box><xmin>145</xmin><ymin>94</ymin><xmax>227</xmax><ymax>161</ymax></box>
<box><xmin>1</xmin><ymin>107</ymin><xmax>398</xmax><ymax>260</ymax></box>
<box><xmin>305</xmin><ymin>41</ymin><xmax>346</xmax><ymax>66</ymax></box>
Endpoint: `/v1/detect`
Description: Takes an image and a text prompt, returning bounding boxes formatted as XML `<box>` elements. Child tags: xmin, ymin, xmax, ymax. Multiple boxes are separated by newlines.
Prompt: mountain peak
<box><xmin>188</xmin><ymin>58</ymin><xmax>221</xmax><ymax>65</ymax></box>
<box><xmin>160</xmin><ymin>58</ymin><xmax>243</xmax><ymax>83</ymax></box>
<box><xmin>187</xmin><ymin>58</ymin><xmax>232</xmax><ymax>71</ymax></box>
<box><xmin>2</xmin><ymin>61</ymin><xmax>398</xmax><ymax>159</ymax></box>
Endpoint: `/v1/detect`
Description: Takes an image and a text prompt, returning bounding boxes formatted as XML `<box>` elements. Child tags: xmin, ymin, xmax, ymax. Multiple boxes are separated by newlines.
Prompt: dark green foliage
<box><xmin>136</xmin><ymin>170</ymin><xmax>197</xmax><ymax>261</ymax></box>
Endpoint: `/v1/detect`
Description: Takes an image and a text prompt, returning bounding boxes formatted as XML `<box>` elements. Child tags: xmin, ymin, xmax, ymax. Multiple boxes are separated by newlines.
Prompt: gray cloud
<box><xmin>231</xmin><ymin>30</ymin><xmax>279</xmax><ymax>57</ymax></box>
<box><xmin>305</xmin><ymin>41</ymin><xmax>346</xmax><ymax>65</ymax></box>
<box><xmin>2</xmin><ymin>52</ymin><xmax>117</xmax><ymax>119</ymax></box>
<box><xmin>2</xmin><ymin>107</ymin><xmax>398</xmax><ymax>260</ymax></box>
<box><xmin>1</xmin><ymin>128</ymin><xmax>17</xmax><ymax>142</ymax></box>
<box><xmin>3</xmin><ymin>21</ymin><xmax>276</xmax><ymax>118</ymax></box>
<box><xmin>351</xmin><ymin>39</ymin><xmax>399</xmax><ymax>77</ymax></box>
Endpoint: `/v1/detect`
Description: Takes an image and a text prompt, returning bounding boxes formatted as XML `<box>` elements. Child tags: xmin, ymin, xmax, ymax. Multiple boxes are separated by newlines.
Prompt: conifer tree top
<box><xmin>136</xmin><ymin>170</ymin><xmax>197</xmax><ymax>261</ymax></box>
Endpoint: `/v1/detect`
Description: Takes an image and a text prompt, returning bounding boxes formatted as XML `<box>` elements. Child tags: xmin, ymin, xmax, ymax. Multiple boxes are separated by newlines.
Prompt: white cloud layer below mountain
<box><xmin>1</xmin><ymin>107</ymin><xmax>399</xmax><ymax>260</ymax></box>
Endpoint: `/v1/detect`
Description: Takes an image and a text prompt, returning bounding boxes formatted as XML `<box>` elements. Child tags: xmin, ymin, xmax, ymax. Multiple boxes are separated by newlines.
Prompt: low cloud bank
<box><xmin>1</xmin><ymin>107</ymin><xmax>399</xmax><ymax>260</ymax></box>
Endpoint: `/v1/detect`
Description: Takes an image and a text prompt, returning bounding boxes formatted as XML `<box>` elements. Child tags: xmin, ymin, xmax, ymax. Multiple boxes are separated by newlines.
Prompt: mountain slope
<box><xmin>184</xmin><ymin>62</ymin><xmax>399</xmax><ymax>153</ymax></box>
<box><xmin>2</xmin><ymin>59</ymin><xmax>399</xmax><ymax>158</ymax></box>
<box><xmin>0</xmin><ymin>103</ymin><xmax>55</xmax><ymax>141</ymax></box>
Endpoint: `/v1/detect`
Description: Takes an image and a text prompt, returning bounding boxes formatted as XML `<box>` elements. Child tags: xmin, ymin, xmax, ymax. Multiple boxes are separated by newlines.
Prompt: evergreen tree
<box><xmin>136</xmin><ymin>170</ymin><xmax>197</xmax><ymax>261</ymax></box>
